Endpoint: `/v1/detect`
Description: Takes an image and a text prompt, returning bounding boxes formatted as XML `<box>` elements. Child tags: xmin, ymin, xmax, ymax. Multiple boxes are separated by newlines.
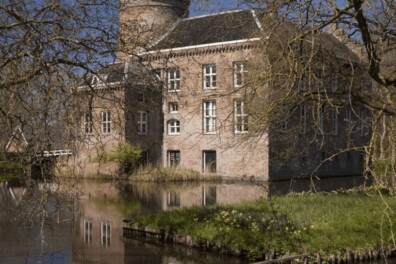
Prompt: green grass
<box><xmin>272</xmin><ymin>190</ymin><xmax>396</xmax><ymax>254</ymax></box>
<box><xmin>129</xmin><ymin>189</ymin><xmax>396</xmax><ymax>260</ymax></box>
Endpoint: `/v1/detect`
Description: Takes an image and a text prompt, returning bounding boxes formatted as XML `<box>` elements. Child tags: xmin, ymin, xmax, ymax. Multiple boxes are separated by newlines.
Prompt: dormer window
<box><xmin>91</xmin><ymin>74</ymin><xmax>108</xmax><ymax>85</ymax></box>
<box><xmin>91</xmin><ymin>76</ymin><xmax>100</xmax><ymax>85</ymax></box>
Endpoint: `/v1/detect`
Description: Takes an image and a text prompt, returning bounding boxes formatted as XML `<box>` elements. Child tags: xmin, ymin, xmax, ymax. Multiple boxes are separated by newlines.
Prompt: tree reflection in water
<box><xmin>0</xmin><ymin>176</ymin><xmax>372</xmax><ymax>263</ymax></box>
<box><xmin>0</xmin><ymin>179</ymin><xmax>265</xmax><ymax>263</ymax></box>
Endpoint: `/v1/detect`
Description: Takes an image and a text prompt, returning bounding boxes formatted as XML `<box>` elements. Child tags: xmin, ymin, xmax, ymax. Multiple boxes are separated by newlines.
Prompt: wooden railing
<box><xmin>36</xmin><ymin>149</ymin><xmax>73</xmax><ymax>157</ymax></box>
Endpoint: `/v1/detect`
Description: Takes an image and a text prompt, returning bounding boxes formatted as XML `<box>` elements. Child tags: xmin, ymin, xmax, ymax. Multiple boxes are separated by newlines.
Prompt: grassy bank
<box><xmin>0</xmin><ymin>159</ymin><xmax>24</xmax><ymax>182</ymax></box>
<box><xmin>128</xmin><ymin>189</ymin><xmax>396</xmax><ymax>260</ymax></box>
<box><xmin>130</xmin><ymin>166</ymin><xmax>221</xmax><ymax>182</ymax></box>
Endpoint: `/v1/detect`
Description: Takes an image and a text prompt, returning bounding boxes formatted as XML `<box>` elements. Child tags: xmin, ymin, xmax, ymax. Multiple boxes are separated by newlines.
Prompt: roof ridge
<box><xmin>251</xmin><ymin>10</ymin><xmax>265</xmax><ymax>34</ymax></box>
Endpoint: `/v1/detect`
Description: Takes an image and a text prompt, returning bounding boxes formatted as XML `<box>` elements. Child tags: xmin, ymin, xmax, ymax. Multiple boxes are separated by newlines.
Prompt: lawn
<box><xmin>128</xmin><ymin>188</ymin><xmax>396</xmax><ymax>260</ymax></box>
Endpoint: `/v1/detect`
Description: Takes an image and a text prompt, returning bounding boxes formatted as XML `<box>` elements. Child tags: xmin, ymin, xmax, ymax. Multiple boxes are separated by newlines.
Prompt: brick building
<box><xmin>66</xmin><ymin>1</ymin><xmax>371</xmax><ymax>180</ymax></box>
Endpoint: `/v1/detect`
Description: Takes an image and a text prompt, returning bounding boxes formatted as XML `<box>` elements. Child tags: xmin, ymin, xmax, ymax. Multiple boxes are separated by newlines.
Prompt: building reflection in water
<box><xmin>0</xmin><ymin>176</ymin><xmax>371</xmax><ymax>263</ymax></box>
<box><xmin>73</xmin><ymin>181</ymin><xmax>125</xmax><ymax>263</ymax></box>
<box><xmin>72</xmin><ymin>180</ymin><xmax>269</xmax><ymax>263</ymax></box>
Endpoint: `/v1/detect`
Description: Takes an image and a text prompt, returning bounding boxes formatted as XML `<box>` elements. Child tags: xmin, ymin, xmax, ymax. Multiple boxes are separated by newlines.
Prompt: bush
<box><xmin>102</xmin><ymin>143</ymin><xmax>141</xmax><ymax>174</ymax></box>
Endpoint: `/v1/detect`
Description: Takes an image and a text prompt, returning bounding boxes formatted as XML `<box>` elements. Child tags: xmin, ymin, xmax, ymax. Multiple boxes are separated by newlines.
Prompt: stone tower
<box><xmin>118</xmin><ymin>0</ymin><xmax>190</xmax><ymax>60</ymax></box>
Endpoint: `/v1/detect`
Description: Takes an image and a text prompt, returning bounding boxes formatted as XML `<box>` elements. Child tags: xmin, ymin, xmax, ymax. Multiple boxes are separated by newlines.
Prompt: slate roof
<box><xmin>149</xmin><ymin>10</ymin><xmax>263</xmax><ymax>50</ymax></box>
<box><xmin>148</xmin><ymin>9</ymin><xmax>361</xmax><ymax>63</ymax></box>
<box><xmin>319</xmin><ymin>33</ymin><xmax>362</xmax><ymax>63</ymax></box>
<box><xmin>85</xmin><ymin>62</ymin><xmax>159</xmax><ymax>85</ymax></box>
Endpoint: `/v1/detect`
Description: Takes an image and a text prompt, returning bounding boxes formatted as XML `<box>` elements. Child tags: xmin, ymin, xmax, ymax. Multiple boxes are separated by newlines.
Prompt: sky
<box><xmin>189</xmin><ymin>0</ymin><xmax>257</xmax><ymax>16</ymax></box>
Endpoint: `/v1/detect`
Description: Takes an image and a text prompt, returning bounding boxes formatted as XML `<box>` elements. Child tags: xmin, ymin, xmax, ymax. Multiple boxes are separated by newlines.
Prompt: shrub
<box><xmin>102</xmin><ymin>143</ymin><xmax>142</xmax><ymax>174</ymax></box>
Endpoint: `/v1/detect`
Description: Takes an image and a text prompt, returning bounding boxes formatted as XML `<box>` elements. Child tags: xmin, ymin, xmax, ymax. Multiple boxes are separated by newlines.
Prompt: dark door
<box><xmin>203</xmin><ymin>150</ymin><xmax>216</xmax><ymax>173</ymax></box>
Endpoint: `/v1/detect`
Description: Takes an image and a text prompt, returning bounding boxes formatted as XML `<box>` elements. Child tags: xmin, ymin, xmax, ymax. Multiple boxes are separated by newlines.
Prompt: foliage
<box><xmin>372</xmin><ymin>159</ymin><xmax>394</xmax><ymax>184</ymax></box>
<box><xmin>133</xmin><ymin>199</ymin><xmax>307</xmax><ymax>260</ymax></box>
<box><xmin>101</xmin><ymin>144</ymin><xmax>142</xmax><ymax>174</ymax></box>
<box><xmin>131</xmin><ymin>190</ymin><xmax>396</xmax><ymax>260</ymax></box>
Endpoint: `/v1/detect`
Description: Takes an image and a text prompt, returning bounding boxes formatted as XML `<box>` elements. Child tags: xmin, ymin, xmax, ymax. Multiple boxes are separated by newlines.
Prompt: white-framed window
<box><xmin>84</xmin><ymin>219</ymin><xmax>93</xmax><ymax>244</ymax></box>
<box><xmin>331</xmin><ymin>107</ymin><xmax>339</xmax><ymax>135</ymax></box>
<box><xmin>298</xmin><ymin>74</ymin><xmax>308</xmax><ymax>91</ymax></box>
<box><xmin>318</xmin><ymin>106</ymin><xmax>324</xmax><ymax>135</ymax></box>
<box><xmin>168</xmin><ymin>150</ymin><xmax>180</xmax><ymax>167</ymax></box>
<box><xmin>359</xmin><ymin>107</ymin><xmax>368</xmax><ymax>137</ymax></box>
<box><xmin>203</xmin><ymin>101</ymin><xmax>216</xmax><ymax>134</ymax></box>
<box><xmin>100</xmin><ymin>221</ymin><xmax>111</xmax><ymax>247</ymax></box>
<box><xmin>168</xmin><ymin>68</ymin><xmax>180</xmax><ymax>92</ymax></box>
<box><xmin>234</xmin><ymin>61</ymin><xmax>247</xmax><ymax>88</ymax></box>
<box><xmin>137</xmin><ymin>92</ymin><xmax>145</xmax><ymax>103</ymax></box>
<box><xmin>101</xmin><ymin>111</ymin><xmax>111</xmax><ymax>134</ymax></box>
<box><xmin>168</xmin><ymin>119</ymin><xmax>180</xmax><ymax>135</ymax></box>
<box><xmin>84</xmin><ymin>112</ymin><xmax>93</xmax><ymax>134</ymax></box>
<box><xmin>299</xmin><ymin>104</ymin><xmax>307</xmax><ymax>134</ymax></box>
<box><xmin>138</xmin><ymin>111</ymin><xmax>148</xmax><ymax>134</ymax></box>
<box><xmin>332</xmin><ymin>75</ymin><xmax>338</xmax><ymax>92</ymax></box>
<box><xmin>203</xmin><ymin>64</ymin><xmax>216</xmax><ymax>89</ymax></box>
<box><xmin>234</xmin><ymin>100</ymin><xmax>248</xmax><ymax>133</ymax></box>
<box><xmin>167</xmin><ymin>191</ymin><xmax>180</xmax><ymax>206</ymax></box>
<box><xmin>169</xmin><ymin>102</ymin><xmax>179</xmax><ymax>113</ymax></box>
<box><xmin>345</xmin><ymin>107</ymin><xmax>352</xmax><ymax>134</ymax></box>
<box><xmin>281</xmin><ymin>120</ymin><xmax>288</xmax><ymax>132</ymax></box>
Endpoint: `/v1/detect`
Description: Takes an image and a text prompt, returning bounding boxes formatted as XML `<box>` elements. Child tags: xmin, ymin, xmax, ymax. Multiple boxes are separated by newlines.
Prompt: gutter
<box><xmin>136</xmin><ymin>38</ymin><xmax>262</xmax><ymax>57</ymax></box>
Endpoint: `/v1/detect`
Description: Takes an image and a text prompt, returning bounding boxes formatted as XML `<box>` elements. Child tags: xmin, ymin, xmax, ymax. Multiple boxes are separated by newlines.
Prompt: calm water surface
<box><xmin>0</xmin><ymin>176</ymin><xmax>391</xmax><ymax>264</ymax></box>
<box><xmin>0</xmin><ymin>179</ymin><xmax>266</xmax><ymax>264</ymax></box>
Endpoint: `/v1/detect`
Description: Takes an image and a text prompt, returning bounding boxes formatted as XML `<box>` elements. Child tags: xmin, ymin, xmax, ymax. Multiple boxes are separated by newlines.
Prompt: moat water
<box><xmin>0</xmin><ymin>176</ymin><xmax>391</xmax><ymax>264</ymax></box>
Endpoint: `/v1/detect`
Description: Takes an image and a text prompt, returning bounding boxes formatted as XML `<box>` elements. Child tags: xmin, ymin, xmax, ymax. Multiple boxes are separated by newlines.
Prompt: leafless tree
<box><xmin>234</xmin><ymin>0</ymin><xmax>396</xmax><ymax>187</ymax></box>
<box><xmin>0</xmin><ymin>0</ymin><xmax>119</xmax><ymax>260</ymax></box>
<box><xmin>0</xmin><ymin>0</ymin><xmax>118</xmax><ymax>170</ymax></box>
